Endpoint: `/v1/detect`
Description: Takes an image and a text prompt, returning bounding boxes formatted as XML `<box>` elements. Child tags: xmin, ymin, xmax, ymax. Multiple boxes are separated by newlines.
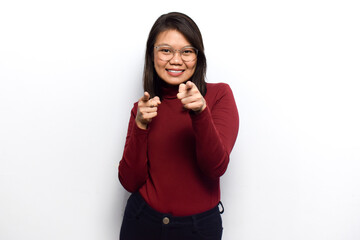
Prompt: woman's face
<box><xmin>153</xmin><ymin>29</ymin><xmax>197</xmax><ymax>86</ymax></box>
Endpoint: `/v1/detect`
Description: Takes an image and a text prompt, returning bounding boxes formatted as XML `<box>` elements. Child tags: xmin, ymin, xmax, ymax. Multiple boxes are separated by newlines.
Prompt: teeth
<box><xmin>168</xmin><ymin>70</ymin><xmax>183</xmax><ymax>73</ymax></box>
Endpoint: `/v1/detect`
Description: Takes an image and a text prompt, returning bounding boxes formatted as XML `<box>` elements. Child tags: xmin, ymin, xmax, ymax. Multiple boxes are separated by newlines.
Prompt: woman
<box><xmin>118</xmin><ymin>12</ymin><xmax>239</xmax><ymax>240</ymax></box>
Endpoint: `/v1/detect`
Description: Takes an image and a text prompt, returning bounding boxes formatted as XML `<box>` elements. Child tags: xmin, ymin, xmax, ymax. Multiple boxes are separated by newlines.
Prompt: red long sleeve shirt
<box><xmin>118</xmin><ymin>83</ymin><xmax>239</xmax><ymax>216</ymax></box>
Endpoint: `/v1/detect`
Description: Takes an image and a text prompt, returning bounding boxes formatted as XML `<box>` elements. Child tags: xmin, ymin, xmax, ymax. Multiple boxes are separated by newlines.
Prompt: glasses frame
<box><xmin>154</xmin><ymin>45</ymin><xmax>198</xmax><ymax>62</ymax></box>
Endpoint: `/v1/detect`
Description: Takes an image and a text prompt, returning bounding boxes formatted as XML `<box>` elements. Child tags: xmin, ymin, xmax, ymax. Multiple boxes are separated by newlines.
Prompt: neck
<box><xmin>160</xmin><ymin>81</ymin><xmax>179</xmax><ymax>99</ymax></box>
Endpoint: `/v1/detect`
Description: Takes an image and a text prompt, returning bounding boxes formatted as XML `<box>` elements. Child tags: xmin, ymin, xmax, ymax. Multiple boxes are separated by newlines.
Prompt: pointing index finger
<box><xmin>152</xmin><ymin>96</ymin><xmax>161</xmax><ymax>105</ymax></box>
<box><xmin>178</xmin><ymin>83</ymin><xmax>186</xmax><ymax>93</ymax></box>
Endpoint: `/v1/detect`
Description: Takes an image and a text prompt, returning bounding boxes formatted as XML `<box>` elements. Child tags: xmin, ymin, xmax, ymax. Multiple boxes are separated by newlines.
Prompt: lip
<box><xmin>166</xmin><ymin>69</ymin><xmax>185</xmax><ymax>77</ymax></box>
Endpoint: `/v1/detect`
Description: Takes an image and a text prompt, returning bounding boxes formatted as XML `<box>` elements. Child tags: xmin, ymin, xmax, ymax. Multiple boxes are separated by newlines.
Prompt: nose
<box><xmin>169</xmin><ymin>51</ymin><xmax>183</xmax><ymax>64</ymax></box>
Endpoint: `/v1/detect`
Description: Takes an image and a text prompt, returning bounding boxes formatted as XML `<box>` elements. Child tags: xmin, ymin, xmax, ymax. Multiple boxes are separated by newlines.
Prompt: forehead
<box><xmin>155</xmin><ymin>29</ymin><xmax>191</xmax><ymax>47</ymax></box>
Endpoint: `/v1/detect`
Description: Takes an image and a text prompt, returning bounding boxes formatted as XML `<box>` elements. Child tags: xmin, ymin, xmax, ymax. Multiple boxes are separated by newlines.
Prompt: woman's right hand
<box><xmin>135</xmin><ymin>92</ymin><xmax>161</xmax><ymax>130</ymax></box>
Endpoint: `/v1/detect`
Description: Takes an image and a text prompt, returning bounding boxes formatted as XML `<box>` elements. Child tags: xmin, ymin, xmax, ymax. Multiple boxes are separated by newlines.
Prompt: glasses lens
<box><xmin>156</xmin><ymin>46</ymin><xmax>173</xmax><ymax>61</ymax></box>
<box><xmin>181</xmin><ymin>47</ymin><xmax>197</xmax><ymax>62</ymax></box>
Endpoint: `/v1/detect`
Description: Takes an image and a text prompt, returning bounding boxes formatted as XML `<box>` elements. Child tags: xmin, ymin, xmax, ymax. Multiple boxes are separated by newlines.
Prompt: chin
<box><xmin>160</xmin><ymin>76</ymin><xmax>187</xmax><ymax>86</ymax></box>
<box><xmin>164</xmin><ymin>79</ymin><xmax>186</xmax><ymax>85</ymax></box>
<box><xmin>167</xmin><ymin>80</ymin><xmax>189</xmax><ymax>86</ymax></box>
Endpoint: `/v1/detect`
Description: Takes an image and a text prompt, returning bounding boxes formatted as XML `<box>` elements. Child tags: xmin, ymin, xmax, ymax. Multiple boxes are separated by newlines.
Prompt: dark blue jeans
<box><xmin>120</xmin><ymin>192</ymin><xmax>223</xmax><ymax>240</ymax></box>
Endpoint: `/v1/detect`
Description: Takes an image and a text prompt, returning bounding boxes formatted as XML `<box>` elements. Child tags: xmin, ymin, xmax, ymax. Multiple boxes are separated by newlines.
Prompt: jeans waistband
<box><xmin>132</xmin><ymin>192</ymin><xmax>221</xmax><ymax>224</ymax></box>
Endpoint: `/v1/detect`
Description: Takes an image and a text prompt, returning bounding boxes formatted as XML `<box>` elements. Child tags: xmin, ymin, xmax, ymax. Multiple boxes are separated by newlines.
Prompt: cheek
<box><xmin>154</xmin><ymin>59</ymin><xmax>167</xmax><ymax>68</ymax></box>
<box><xmin>188</xmin><ymin>62</ymin><xmax>197</xmax><ymax>73</ymax></box>
<box><xmin>154</xmin><ymin>60</ymin><xmax>165</xmax><ymax>74</ymax></box>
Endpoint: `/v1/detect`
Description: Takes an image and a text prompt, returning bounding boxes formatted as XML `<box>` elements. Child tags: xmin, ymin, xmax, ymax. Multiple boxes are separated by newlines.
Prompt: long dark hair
<box><xmin>143</xmin><ymin>12</ymin><xmax>207</xmax><ymax>98</ymax></box>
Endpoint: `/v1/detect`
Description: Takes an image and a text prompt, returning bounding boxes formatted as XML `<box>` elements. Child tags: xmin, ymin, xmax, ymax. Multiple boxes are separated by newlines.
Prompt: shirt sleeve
<box><xmin>190</xmin><ymin>83</ymin><xmax>239</xmax><ymax>179</ymax></box>
<box><xmin>118</xmin><ymin>103</ymin><xmax>149</xmax><ymax>192</ymax></box>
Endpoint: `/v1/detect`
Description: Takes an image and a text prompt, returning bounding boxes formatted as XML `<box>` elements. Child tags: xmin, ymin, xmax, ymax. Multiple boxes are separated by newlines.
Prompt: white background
<box><xmin>1</xmin><ymin>0</ymin><xmax>359</xmax><ymax>239</ymax></box>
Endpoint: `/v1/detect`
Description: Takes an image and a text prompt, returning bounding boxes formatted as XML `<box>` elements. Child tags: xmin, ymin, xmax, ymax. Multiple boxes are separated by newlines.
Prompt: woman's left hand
<box><xmin>177</xmin><ymin>81</ymin><xmax>206</xmax><ymax>113</ymax></box>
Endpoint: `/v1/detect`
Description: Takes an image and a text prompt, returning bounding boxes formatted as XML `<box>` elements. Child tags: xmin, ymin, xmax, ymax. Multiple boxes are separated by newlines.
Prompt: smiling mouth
<box><xmin>166</xmin><ymin>69</ymin><xmax>185</xmax><ymax>73</ymax></box>
<box><xmin>166</xmin><ymin>69</ymin><xmax>185</xmax><ymax>77</ymax></box>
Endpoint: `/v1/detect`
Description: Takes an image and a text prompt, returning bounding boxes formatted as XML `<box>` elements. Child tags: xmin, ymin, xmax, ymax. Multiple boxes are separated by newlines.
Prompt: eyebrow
<box><xmin>155</xmin><ymin>44</ymin><xmax>194</xmax><ymax>48</ymax></box>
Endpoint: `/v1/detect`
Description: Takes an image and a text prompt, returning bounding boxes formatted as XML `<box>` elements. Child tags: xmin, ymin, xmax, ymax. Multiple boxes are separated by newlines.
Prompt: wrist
<box><xmin>191</xmin><ymin>104</ymin><xmax>206</xmax><ymax>115</ymax></box>
<box><xmin>135</xmin><ymin>118</ymin><xmax>148</xmax><ymax>130</ymax></box>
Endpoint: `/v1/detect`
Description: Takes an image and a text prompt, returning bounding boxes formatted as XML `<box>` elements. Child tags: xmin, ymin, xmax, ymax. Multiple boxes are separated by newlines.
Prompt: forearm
<box><xmin>191</xmin><ymin>108</ymin><xmax>230</xmax><ymax>178</ymax></box>
<box><xmin>118</xmin><ymin>110</ymin><xmax>149</xmax><ymax>192</ymax></box>
<box><xmin>191</xmin><ymin>86</ymin><xmax>239</xmax><ymax>179</ymax></box>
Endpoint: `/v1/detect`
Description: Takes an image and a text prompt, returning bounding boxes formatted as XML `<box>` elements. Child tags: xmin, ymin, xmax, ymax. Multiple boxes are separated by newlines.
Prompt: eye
<box><xmin>182</xmin><ymin>48</ymin><xmax>196</xmax><ymax>55</ymax></box>
<box><xmin>158</xmin><ymin>47</ymin><xmax>172</xmax><ymax>54</ymax></box>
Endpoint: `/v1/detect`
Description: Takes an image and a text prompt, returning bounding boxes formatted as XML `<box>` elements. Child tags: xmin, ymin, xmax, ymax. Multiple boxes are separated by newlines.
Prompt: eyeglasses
<box><xmin>154</xmin><ymin>45</ymin><xmax>198</xmax><ymax>62</ymax></box>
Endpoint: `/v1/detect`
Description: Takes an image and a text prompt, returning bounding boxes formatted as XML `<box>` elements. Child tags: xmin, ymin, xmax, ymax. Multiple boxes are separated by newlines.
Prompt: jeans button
<box><xmin>163</xmin><ymin>217</ymin><xmax>170</xmax><ymax>225</ymax></box>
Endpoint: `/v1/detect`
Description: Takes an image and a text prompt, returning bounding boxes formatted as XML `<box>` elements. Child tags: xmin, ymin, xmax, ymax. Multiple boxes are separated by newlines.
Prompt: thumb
<box><xmin>186</xmin><ymin>81</ymin><xmax>193</xmax><ymax>90</ymax></box>
<box><xmin>141</xmin><ymin>92</ymin><xmax>150</xmax><ymax>102</ymax></box>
